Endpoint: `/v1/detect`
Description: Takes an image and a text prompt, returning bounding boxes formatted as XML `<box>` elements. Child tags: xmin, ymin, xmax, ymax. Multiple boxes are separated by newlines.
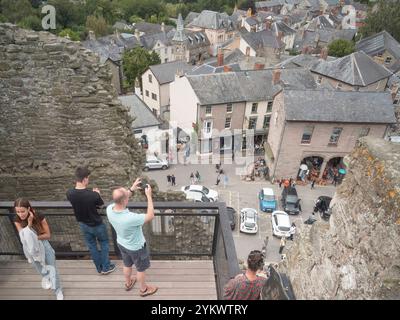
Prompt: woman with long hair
<box><xmin>14</xmin><ymin>198</ymin><xmax>64</xmax><ymax>300</ymax></box>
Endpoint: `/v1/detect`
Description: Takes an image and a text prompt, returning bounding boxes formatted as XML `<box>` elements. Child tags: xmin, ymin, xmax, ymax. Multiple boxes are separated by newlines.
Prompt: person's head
<box><xmin>112</xmin><ymin>187</ymin><xmax>129</xmax><ymax>208</ymax></box>
<box><xmin>247</xmin><ymin>250</ymin><xmax>264</xmax><ymax>272</ymax></box>
<box><xmin>14</xmin><ymin>198</ymin><xmax>43</xmax><ymax>233</ymax></box>
<box><xmin>75</xmin><ymin>166</ymin><xmax>90</xmax><ymax>186</ymax></box>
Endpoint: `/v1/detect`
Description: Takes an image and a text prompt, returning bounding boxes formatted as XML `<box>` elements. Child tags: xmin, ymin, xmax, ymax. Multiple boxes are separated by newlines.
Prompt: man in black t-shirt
<box><xmin>67</xmin><ymin>167</ymin><xmax>115</xmax><ymax>275</ymax></box>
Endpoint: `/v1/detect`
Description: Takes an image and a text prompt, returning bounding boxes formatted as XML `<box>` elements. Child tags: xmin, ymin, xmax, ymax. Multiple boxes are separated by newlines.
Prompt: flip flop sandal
<box><xmin>124</xmin><ymin>278</ymin><xmax>136</xmax><ymax>291</ymax></box>
<box><xmin>140</xmin><ymin>285</ymin><xmax>158</xmax><ymax>297</ymax></box>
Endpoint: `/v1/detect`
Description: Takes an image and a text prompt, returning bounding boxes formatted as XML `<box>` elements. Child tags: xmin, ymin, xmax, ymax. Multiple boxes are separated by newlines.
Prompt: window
<box><xmin>336</xmin><ymin>82</ymin><xmax>343</xmax><ymax>90</ymax></box>
<box><xmin>385</xmin><ymin>56</ymin><xmax>392</xmax><ymax>64</ymax></box>
<box><xmin>227</xmin><ymin>103</ymin><xmax>232</xmax><ymax>113</ymax></box>
<box><xmin>152</xmin><ymin>108</ymin><xmax>157</xmax><ymax>115</ymax></box>
<box><xmin>204</xmin><ymin>121</ymin><xmax>212</xmax><ymax>133</ymax></box>
<box><xmin>394</xmin><ymin>94</ymin><xmax>400</xmax><ymax>105</ymax></box>
<box><xmin>267</xmin><ymin>101</ymin><xmax>273</xmax><ymax>113</ymax></box>
<box><xmin>225</xmin><ymin>117</ymin><xmax>231</xmax><ymax>128</ymax></box>
<box><xmin>301</xmin><ymin>125</ymin><xmax>314</xmax><ymax>144</ymax></box>
<box><xmin>164</xmin><ymin>58</ymin><xmax>168</xmax><ymax>63</ymax></box>
<box><xmin>205</xmin><ymin>105</ymin><xmax>212</xmax><ymax>115</ymax></box>
<box><xmin>359</xmin><ymin>127</ymin><xmax>370</xmax><ymax>138</ymax></box>
<box><xmin>317</xmin><ymin>76</ymin><xmax>323</xmax><ymax>85</ymax></box>
<box><xmin>251</xmin><ymin>103</ymin><xmax>258</xmax><ymax>114</ymax></box>
<box><xmin>329</xmin><ymin>127</ymin><xmax>343</xmax><ymax>145</ymax></box>
<box><xmin>165</xmin><ymin>48</ymin><xmax>168</xmax><ymax>54</ymax></box>
<box><xmin>145</xmin><ymin>90</ymin><xmax>149</xmax><ymax>97</ymax></box>
<box><xmin>263</xmin><ymin>115</ymin><xmax>271</xmax><ymax>129</ymax></box>
<box><xmin>248</xmin><ymin>117</ymin><xmax>257</xmax><ymax>129</ymax></box>
<box><xmin>152</xmin><ymin>93</ymin><xmax>157</xmax><ymax>101</ymax></box>
<box><xmin>148</xmin><ymin>74</ymin><xmax>152</xmax><ymax>83</ymax></box>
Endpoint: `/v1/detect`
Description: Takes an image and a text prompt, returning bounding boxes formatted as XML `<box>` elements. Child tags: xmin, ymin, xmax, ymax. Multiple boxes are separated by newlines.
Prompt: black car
<box><xmin>226</xmin><ymin>207</ymin><xmax>237</xmax><ymax>230</ymax></box>
<box><xmin>281</xmin><ymin>186</ymin><xmax>301</xmax><ymax>215</ymax></box>
<box><xmin>313</xmin><ymin>196</ymin><xmax>332</xmax><ymax>220</ymax></box>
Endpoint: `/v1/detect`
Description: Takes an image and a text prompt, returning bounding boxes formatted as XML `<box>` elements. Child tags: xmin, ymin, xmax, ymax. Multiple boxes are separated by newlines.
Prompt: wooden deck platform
<box><xmin>0</xmin><ymin>260</ymin><xmax>217</xmax><ymax>300</ymax></box>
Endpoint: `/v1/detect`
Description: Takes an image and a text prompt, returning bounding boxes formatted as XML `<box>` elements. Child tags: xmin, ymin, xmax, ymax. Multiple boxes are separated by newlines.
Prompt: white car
<box><xmin>271</xmin><ymin>211</ymin><xmax>295</xmax><ymax>238</ymax></box>
<box><xmin>185</xmin><ymin>190</ymin><xmax>211</xmax><ymax>203</ymax></box>
<box><xmin>143</xmin><ymin>156</ymin><xmax>169</xmax><ymax>171</ymax></box>
<box><xmin>240</xmin><ymin>208</ymin><xmax>258</xmax><ymax>234</ymax></box>
<box><xmin>181</xmin><ymin>185</ymin><xmax>219</xmax><ymax>202</ymax></box>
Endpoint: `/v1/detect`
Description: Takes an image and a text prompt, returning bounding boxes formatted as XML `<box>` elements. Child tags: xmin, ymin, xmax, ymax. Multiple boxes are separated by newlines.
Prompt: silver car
<box><xmin>143</xmin><ymin>156</ymin><xmax>169</xmax><ymax>171</ymax></box>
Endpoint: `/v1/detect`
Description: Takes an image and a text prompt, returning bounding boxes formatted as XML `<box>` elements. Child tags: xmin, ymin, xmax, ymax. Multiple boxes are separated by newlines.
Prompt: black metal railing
<box><xmin>0</xmin><ymin>201</ymin><xmax>240</xmax><ymax>299</ymax></box>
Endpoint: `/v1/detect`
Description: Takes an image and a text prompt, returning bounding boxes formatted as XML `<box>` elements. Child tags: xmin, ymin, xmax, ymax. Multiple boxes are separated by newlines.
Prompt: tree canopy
<box><xmin>328</xmin><ymin>39</ymin><xmax>355</xmax><ymax>57</ymax></box>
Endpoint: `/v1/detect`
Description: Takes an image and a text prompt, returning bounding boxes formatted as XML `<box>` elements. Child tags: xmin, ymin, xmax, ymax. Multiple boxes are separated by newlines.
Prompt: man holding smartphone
<box><xmin>106</xmin><ymin>178</ymin><xmax>158</xmax><ymax>296</ymax></box>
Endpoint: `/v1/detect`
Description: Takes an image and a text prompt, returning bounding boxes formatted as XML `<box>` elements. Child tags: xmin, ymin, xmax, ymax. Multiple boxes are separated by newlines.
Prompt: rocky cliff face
<box><xmin>281</xmin><ymin>137</ymin><xmax>400</xmax><ymax>299</ymax></box>
<box><xmin>0</xmin><ymin>24</ymin><xmax>146</xmax><ymax>200</ymax></box>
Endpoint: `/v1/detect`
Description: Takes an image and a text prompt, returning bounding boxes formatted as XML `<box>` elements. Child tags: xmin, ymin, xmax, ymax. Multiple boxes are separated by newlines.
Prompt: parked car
<box><xmin>281</xmin><ymin>186</ymin><xmax>301</xmax><ymax>215</ymax></box>
<box><xmin>271</xmin><ymin>211</ymin><xmax>295</xmax><ymax>238</ymax></box>
<box><xmin>185</xmin><ymin>191</ymin><xmax>211</xmax><ymax>203</ymax></box>
<box><xmin>226</xmin><ymin>207</ymin><xmax>237</xmax><ymax>230</ymax></box>
<box><xmin>313</xmin><ymin>196</ymin><xmax>332</xmax><ymax>220</ymax></box>
<box><xmin>240</xmin><ymin>208</ymin><xmax>258</xmax><ymax>234</ymax></box>
<box><xmin>143</xmin><ymin>156</ymin><xmax>169</xmax><ymax>171</ymax></box>
<box><xmin>259</xmin><ymin>187</ymin><xmax>277</xmax><ymax>212</ymax></box>
<box><xmin>181</xmin><ymin>185</ymin><xmax>219</xmax><ymax>202</ymax></box>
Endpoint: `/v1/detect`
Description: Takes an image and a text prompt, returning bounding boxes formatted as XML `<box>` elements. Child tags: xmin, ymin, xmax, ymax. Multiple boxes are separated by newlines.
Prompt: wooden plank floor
<box><xmin>0</xmin><ymin>260</ymin><xmax>217</xmax><ymax>300</ymax></box>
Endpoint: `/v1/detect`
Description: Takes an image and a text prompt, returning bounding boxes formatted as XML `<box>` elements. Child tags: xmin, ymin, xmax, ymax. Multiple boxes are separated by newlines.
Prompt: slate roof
<box><xmin>277</xmin><ymin>54</ymin><xmax>337</xmax><ymax>68</ymax></box>
<box><xmin>132</xmin><ymin>22</ymin><xmax>174</xmax><ymax>35</ymax></box>
<box><xmin>118</xmin><ymin>95</ymin><xmax>161</xmax><ymax>129</ymax></box>
<box><xmin>255</xmin><ymin>0</ymin><xmax>285</xmax><ymax>8</ymax></box>
<box><xmin>187</xmin><ymin>10</ymin><xmax>234</xmax><ymax>30</ymax></box>
<box><xmin>149</xmin><ymin>61</ymin><xmax>193</xmax><ymax>85</ymax></box>
<box><xmin>271</xmin><ymin>21</ymin><xmax>296</xmax><ymax>35</ymax></box>
<box><xmin>184</xmin><ymin>12</ymin><xmax>200</xmax><ymax>26</ymax></box>
<box><xmin>307</xmin><ymin>15</ymin><xmax>335</xmax><ymax>31</ymax></box>
<box><xmin>187</xmin><ymin>63</ymin><xmax>242</xmax><ymax>76</ymax></box>
<box><xmin>140</xmin><ymin>29</ymin><xmax>176</xmax><ymax>50</ymax></box>
<box><xmin>185</xmin><ymin>68</ymin><xmax>317</xmax><ymax>104</ymax></box>
<box><xmin>294</xmin><ymin>29</ymin><xmax>356</xmax><ymax>50</ymax></box>
<box><xmin>283</xmin><ymin>90</ymin><xmax>396</xmax><ymax>123</ymax></box>
<box><xmin>241</xmin><ymin>29</ymin><xmax>285</xmax><ymax>51</ymax></box>
<box><xmin>356</xmin><ymin>31</ymin><xmax>400</xmax><ymax>71</ymax></box>
<box><xmin>311</xmin><ymin>52</ymin><xmax>393</xmax><ymax>86</ymax></box>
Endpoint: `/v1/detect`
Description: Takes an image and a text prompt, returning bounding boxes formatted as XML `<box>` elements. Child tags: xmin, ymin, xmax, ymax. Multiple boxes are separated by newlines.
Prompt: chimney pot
<box><xmin>217</xmin><ymin>48</ymin><xmax>224</xmax><ymax>67</ymax></box>
<box><xmin>272</xmin><ymin>68</ymin><xmax>281</xmax><ymax>85</ymax></box>
<box><xmin>88</xmin><ymin>30</ymin><xmax>96</xmax><ymax>41</ymax></box>
<box><xmin>254</xmin><ymin>63</ymin><xmax>265</xmax><ymax>70</ymax></box>
<box><xmin>223</xmin><ymin>65</ymin><xmax>233</xmax><ymax>72</ymax></box>
<box><xmin>320</xmin><ymin>47</ymin><xmax>328</xmax><ymax>60</ymax></box>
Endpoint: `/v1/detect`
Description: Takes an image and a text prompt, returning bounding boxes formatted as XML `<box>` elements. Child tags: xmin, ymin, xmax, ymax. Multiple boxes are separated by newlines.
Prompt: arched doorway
<box><xmin>323</xmin><ymin>157</ymin><xmax>346</xmax><ymax>185</ymax></box>
<box><xmin>298</xmin><ymin>156</ymin><xmax>324</xmax><ymax>181</ymax></box>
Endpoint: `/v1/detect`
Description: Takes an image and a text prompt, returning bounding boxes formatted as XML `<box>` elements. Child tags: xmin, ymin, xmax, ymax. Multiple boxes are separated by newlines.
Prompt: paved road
<box><xmin>146</xmin><ymin>161</ymin><xmax>336</xmax><ymax>263</ymax></box>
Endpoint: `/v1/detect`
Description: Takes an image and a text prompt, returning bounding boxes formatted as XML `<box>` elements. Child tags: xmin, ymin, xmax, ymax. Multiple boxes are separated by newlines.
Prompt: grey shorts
<box><xmin>118</xmin><ymin>243</ymin><xmax>150</xmax><ymax>272</ymax></box>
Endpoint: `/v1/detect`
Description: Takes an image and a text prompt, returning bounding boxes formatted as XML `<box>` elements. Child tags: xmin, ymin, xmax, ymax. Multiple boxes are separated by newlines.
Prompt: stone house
<box><xmin>186</xmin><ymin>10</ymin><xmax>236</xmax><ymax>56</ymax></box>
<box><xmin>310</xmin><ymin>52</ymin><xmax>393</xmax><ymax>92</ymax></box>
<box><xmin>356</xmin><ymin>30</ymin><xmax>400</xmax><ymax>73</ymax></box>
<box><xmin>255</xmin><ymin>1</ymin><xmax>286</xmax><ymax>14</ymax></box>
<box><xmin>239</xmin><ymin>29</ymin><xmax>285</xmax><ymax>59</ymax></box>
<box><xmin>141</xmin><ymin>60</ymin><xmax>192</xmax><ymax>119</ymax></box>
<box><xmin>265</xmin><ymin>89</ymin><xmax>396</xmax><ymax>179</ymax></box>
<box><xmin>271</xmin><ymin>21</ymin><xmax>296</xmax><ymax>50</ymax></box>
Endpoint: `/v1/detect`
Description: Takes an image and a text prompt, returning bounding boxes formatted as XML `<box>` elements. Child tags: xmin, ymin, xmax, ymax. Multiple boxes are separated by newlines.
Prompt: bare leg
<box><xmin>136</xmin><ymin>271</ymin><xmax>146</xmax><ymax>291</ymax></box>
<box><xmin>123</xmin><ymin>266</ymin><xmax>134</xmax><ymax>286</ymax></box>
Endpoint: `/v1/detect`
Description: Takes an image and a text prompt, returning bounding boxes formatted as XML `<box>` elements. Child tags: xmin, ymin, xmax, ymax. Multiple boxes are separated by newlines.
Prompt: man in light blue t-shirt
<box><xmin>107</xmin><ymin>178</ymin><xmax>158</xmax><ymax>297</ymax></box>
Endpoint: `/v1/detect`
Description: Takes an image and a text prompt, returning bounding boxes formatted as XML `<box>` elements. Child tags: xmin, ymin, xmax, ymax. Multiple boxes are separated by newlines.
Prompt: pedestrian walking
<box><xmin>279</xmin><ymin>237</ymin><xmax>286</xmax><ymax>254</ymax></box>
<box><xmin>190</xmin><ymin>172</ymin><xmax>195</xmax><ymax>185</ymax></box>
<box><xmin>66</xmin><ymin>167</ymin><xmax>116</xmax><ymax>275</ymax></box>
<box><xmin>278</xmin><ymin>178</ymin><xmax>283</xmax><ymax>188</ymax></box>
<box><xmin>311</xmin><ymin>179</ymin><xmax>315</xmax><ymax>189</ymax></box>
<box><xmin>224</xmin><ymin>250</ymin><xmax>267</xmax><ymax>300</ymax></box>
<box><xmin>171</xmin><ymin>174</ymin><xmax>176</xmax><ymax>186</ymax></box>
<box><xmin>14</xmin><ymin>198</ymin><xmax>64</xmax><ymax>300</ymax></box>
<box><xmin>107</xmin><ymin>179</ymin><xmax>158</xmax><ymax>296</ymax></box>
<box><xmin>289</xmin><ymin>223</ymin><xmax>296</xmax><ymax>241</ymax></box>
<box><xmin>216</xmin><ymin>173</ymin><xmax>221</xmax><ymax>186</ymax></box>
<box><xmin>195</xmin><ymin>171</ymin><xmax>201</xmax><ymax>183</ymax></box>
<box><xmin>167</xmin><ymin>174</ymin><xmax>171</xmax><ymax>186</ymax></box>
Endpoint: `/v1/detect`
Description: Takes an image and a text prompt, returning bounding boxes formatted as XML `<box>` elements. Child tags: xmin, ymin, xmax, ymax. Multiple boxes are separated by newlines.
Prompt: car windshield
<box><xmin>264</xmin><ymin>195</ymin><xmax>275</xmax><ymax>201</ymax></box>
<box><xmin>245</xmin><ymin>222</ymin><xmax>255</xmax><ymax>228</ymax></box>
<box><xmin>278</xmin><ymin>226</ymin><xmax>290</xmax><ymax>232</ymax></box>
<box><xmin>184</xmin><ymin>186</ymin><xmax>190</xmax><ymax>191</ymax></box>
<box><xmin>286</xmin><ymin>195</ymin><xmax>297</xmax><ymax>204</ymax></box>
<box><xmin>202</xmin><ymin>186</ymin><xmax>210</xmax><ymax>194</ymax></box>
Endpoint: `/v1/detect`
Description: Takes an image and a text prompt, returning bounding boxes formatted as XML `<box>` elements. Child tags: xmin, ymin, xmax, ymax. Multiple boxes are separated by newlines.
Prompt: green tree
<box><xmin>122</xmin><ymin>47</ymin><xmax>161</xmax><ymax>89</ymax></box>
<box><xmin>47</xmin><ymin>0</ymin><xmax>86</xmax><ymax>29</ymax></box>
<box><xmin>86</xmin><ymin>15</ymin><xmax>109</xmax><ymax>37</ymax></box>
<box><xmin>359</xmin><ymin>0</ymin><xmax>400</xmax><ymax>42</ymax></box>
<box><xmin>129</xmin><ymin>15</ymin><xmax>144</xmax><ymax>24</ymax></box>
<box><xmin>17</xmin><ymin>15</ymin><xmax>42</xmax><ymax>31</ymax></box>
<box><xmin>58</xmin><ymin>28</ymin><xmax>80</xmax><ymax>41</ymax></box>
<box><xmin>328</xmin><ymin>39</ymin><xmax>355</xmax><ymax>57</ymax></box>
<box><xmin>0</xmin><ymin>0</ymin><xmax>33</xmax><ymax>23</ymax></box>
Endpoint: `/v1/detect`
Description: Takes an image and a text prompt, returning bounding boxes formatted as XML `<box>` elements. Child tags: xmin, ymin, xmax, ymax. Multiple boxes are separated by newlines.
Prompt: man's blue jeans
<box><xmin>79</xmin><ymin>222</ymin><xmax>111</xmax><ymax>273</ymax></box>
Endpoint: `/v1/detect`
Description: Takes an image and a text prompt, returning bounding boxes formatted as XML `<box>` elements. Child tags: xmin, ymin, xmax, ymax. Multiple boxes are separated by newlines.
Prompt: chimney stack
<box><xmin>217</xmin><ymin>47</ymin><xmax>224</xmax><ymax>67</ymax></box>
<box><xmin>320</xmin><ymin>47</ymin><xmax>328</xmax><ymax>60</ymax></box>
<box><xmin>391</xmin><ymin>84</ymin><xmax>399</xmax><ymax>100</ymax></box>
<box><xmin>272</xmin><ymin>68</ymin><xmax>281</xmax><ymax>85</ymax></box>
<box><xmin>265</xmin><ymin>20</ymin><xmax>272</xmax><ymax>30</ymax></box>
<box><xmin>277</xmin><ymin>31</ymin><xmax>284</xmax><ymax>41</ymax></box>
<box><xmin>299</xmin><ymin>28</ymin><xmax>305</xmax><ymax>40</ymax></box>
<box><xmin>161</xmin><ymin>22</ymin><xmax>165</xmax><ymax>33</ymax></box>
<box><xmin>254</xmin><ymin>63</ymin><xmax>265</xmax><ymax>70</ymax></box>
<box><xmin>88</xmin><ymin>30</ymin><xmax>96</xmax><ymax>41</ymax></box>
<box><xmin>223</xmin><ymin>65</ymin><xmax>233</xmax><ymax>72</ymax></box>
<box><xmin>135</xmin><ymin>29</ymin><xmax>140</xmax><ymax>41</ymax></box>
